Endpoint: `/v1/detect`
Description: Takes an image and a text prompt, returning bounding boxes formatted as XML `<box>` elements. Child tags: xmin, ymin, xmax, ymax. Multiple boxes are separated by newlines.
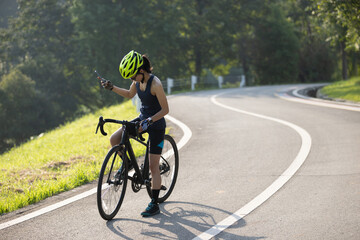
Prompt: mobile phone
<box><xmin>95</xmin><ymin>70</ymin><xmax>106</xmax><ymax>83</ymax></box>
<box><xmin>94</xmin><ymin>70</ymin><xmax>105</xmax><ymax>82</ymax></box>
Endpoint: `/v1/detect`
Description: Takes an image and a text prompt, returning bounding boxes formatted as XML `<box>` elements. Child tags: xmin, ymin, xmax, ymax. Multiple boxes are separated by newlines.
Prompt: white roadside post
<box><xmin>218</xmin><ymin>76</ymin><xmax>223</xmax><ymax>89</ymax></box>
<box><xmin>240</xmin><ymin>75</ymin><xmax>246</xmax><ymax>88</ymax></box>
<box><xmin>167</xmin><ymin>77</ymin><xmax>174</xmax><ymax>94</ymax></box>
<box><xmin>191</xmin><ymin>75</ymin><xmax>197</xmax><ymax>91</ymax></box>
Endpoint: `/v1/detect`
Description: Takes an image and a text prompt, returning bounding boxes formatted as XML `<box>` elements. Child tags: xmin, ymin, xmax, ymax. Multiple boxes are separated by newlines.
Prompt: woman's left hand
<box><xmin>140</xmin><ymin>118</ymin><xmax>152</xmax><ymax>132</ymax></box>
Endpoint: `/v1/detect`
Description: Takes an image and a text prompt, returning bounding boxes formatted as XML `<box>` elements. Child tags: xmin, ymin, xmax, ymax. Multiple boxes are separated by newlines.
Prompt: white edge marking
<box><xmin>193</xmin><ymin>92</ymin><xmax>312</xmax><ymax>240</ymax></box>
<box><xmin>0</xmin><ymin>114</ymin><xmax>192</xmax><ymax>231</ymax></box>
<box><xmin>276</xmin><ymin>90</ymin><xmax>360</xmax><ymax>112</ymax></box>
<box><xmin>165</xmin><ymin>115</ymin><xmax>192</xmax><ymax>151</ymax></box>
<box><xmin>0</xmin><ymin>188</ymin><xmax>97</xmax><ymax>231</ymax></box>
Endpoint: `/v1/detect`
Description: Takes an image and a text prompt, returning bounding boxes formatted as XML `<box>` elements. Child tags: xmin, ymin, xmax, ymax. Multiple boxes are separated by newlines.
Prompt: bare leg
<box><xmin>110</xmin><ymin>127</ymin><xmax>123</xmax><ymax>147</ymax></box>
<box><xmin>149</xmin><ymin>153</ymin><xmax>161</xmax><ymax>190</ymax></box>
<box><xmin>141</xmin><ymin>153</ymin><xmax>162</xmax><ymax>217</ymax></box>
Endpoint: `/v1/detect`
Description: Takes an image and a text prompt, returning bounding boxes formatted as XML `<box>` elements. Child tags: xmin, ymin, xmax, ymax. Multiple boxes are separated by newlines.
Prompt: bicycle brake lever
<box><xmin>96</xmin><ymin>116</ymin><xmax>108</xmax><ymax>136</ymax></box>
<box><xmin>95</xmin><ymin>123</ymin><xmax>100</xmax><ymax>134</ymax></box>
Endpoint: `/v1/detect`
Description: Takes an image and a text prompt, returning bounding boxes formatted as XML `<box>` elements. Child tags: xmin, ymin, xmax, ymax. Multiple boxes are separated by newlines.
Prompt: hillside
<box><xmin>320</xmin><ymin>77</ymin><xmax>360</xmax><ymax>103</ymax></box>
<box><xmin>0</xmin><ymin>100</ymin><xmax>139</xmax><ymax>214</ymax></box>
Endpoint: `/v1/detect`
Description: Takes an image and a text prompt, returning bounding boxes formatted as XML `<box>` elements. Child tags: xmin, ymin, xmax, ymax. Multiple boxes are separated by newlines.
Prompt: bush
<box><xmin>0</xmin><ymin>68</ymin><xmax>49</xmax><ymax>152</ymax></box>
<box><xmin>298</xmin><ymin>39</ymin><xmax>336</xmax><ymax>83</ymax></box>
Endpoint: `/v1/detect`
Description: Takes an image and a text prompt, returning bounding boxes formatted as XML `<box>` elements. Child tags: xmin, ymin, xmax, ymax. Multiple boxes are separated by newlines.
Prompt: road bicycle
<box><xmin>95</xmin><ymin>116</ymin><xmax>179</xmax><ymax>220</ymax></box>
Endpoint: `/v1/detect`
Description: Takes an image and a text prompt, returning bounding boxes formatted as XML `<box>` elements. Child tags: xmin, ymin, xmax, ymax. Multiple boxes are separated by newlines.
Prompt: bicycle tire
<box><xmin>147</xmin><ymin>134</ymin><xmax>179</xmax><ymax>203</ymax></box>
<box><xmin>97</xmin><ymin>145</ymin><xmax>128</xmax><ymax>220</ymax></box>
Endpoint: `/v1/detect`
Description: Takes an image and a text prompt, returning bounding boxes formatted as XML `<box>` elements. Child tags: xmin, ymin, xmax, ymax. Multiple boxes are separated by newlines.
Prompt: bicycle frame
<box><xmin>119</xmin><ymin>123</ymin><xmax>151</xmax><ymax>187</ymax></box>
<box><xmin>95</xmin><ymin>116</ymin><xmax>173</xmax><ymax>192</ymax></box>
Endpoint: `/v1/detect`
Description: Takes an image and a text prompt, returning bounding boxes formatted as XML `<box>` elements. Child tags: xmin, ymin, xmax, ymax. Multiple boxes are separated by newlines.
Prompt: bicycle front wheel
<box><xmin>147</xmin><ymin>134</ymin><xmax>179</xmax><ymax>203</ymax></box>
<box><xmin>97</xmin><ymin>145</ymin><xmax>128</xmax><ymax>220</ymax></box>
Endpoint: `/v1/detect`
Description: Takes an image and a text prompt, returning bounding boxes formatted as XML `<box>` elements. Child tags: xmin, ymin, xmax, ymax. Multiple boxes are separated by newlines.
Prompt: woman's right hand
<box><xmin>101</xmin><ymin>79</ymin><xmax>114</xmax><ymax>91</ymax></box>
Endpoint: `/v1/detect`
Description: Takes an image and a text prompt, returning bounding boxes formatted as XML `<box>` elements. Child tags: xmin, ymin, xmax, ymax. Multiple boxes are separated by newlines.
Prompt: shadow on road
<box><xmin>106</xmin><ymin>201</ymin><xmax>266</xmax><ymax>240</ymax></box>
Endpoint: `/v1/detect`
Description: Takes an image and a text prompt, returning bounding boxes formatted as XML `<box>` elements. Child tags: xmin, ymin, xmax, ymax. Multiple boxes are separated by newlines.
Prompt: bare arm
<box><xmin>102</xmin><ymin>80</ymin><xmax>137</xmax><ymax>99</ymax></box>
<box><xmin>150</xmin><ymin>78</ymin><xmax>169</xmax><ymax>122</ymax></box>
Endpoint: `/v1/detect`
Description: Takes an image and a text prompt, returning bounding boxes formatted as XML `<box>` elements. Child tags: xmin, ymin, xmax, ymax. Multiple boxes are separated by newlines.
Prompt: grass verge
<box><xmin>320</xmin><ymin>77</ymin><xmax>360</xmax><ymax>103</ymax></box>
<box><xmin>0</xmin><ymin>101</ymin><xmax>140</xmax><ymax>214</ymax></box>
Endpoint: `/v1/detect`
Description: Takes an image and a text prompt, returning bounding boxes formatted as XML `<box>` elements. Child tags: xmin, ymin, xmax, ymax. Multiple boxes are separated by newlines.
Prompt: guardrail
<box><xmin>163</xmin><ymin>75</ymin><xmax>246</xmax><ymax>94</ymax></box>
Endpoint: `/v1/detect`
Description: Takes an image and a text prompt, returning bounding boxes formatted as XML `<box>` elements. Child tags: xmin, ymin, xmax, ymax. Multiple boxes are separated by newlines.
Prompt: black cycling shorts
<box><xmin>130</xmin><ymin>118</ymin><xmax>165</xmax><ymax>155</ymax></box>
<box><xmin>147</xmin><ymin>128</ymin><xmax>165</xmax><ymax>155</ymax></box>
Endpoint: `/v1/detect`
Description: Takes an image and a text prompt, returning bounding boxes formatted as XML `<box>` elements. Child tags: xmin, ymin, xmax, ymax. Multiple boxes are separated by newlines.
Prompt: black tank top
<box><xmin>136</xmin><ymin>75</ymin><xmax>166</xmax><ymax>129</ymax></box>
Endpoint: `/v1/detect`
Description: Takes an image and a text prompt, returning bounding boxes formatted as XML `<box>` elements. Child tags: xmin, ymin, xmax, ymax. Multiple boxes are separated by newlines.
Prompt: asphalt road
<box><xmin>1</xmin><ymin>85</ymin><xmax>359</xmax><ymax>239</ymax></box>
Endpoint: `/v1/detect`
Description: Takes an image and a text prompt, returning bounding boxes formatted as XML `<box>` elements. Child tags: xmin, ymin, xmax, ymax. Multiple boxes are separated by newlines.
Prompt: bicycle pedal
<box><xmin>144</xmin><ymin>180</ymin><xmax>151</xmax><ymax>187</ymax></box>
<box><xmin>160</xmin><ymin>185</ymin><xmax>167</xmax><ymax>191</ymax></box>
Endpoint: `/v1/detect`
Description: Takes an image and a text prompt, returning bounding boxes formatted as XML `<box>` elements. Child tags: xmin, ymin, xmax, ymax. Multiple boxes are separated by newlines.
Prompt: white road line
<box><xmin>193</xmin><ymin>91</ymin><xmax>312</xmax><ymax>240</ymax></box>
<box><xmin>0</xmin><ymin>114</ymin><xmax>192</xmax><ymax>231</ymax></box>
<box><xmin>276</xmin><ymin>91</ymin><xmax>360</xmax><ymax>112</ymax></box>
<box><xmin>0</xmin><ymin>188</ymin><xmax>97</xmax><ymax>231</ymax></box>
<box><xmin>165</xmin><ymin>115</ymin><xmax>192</xmax><ymax>150</ymax></box>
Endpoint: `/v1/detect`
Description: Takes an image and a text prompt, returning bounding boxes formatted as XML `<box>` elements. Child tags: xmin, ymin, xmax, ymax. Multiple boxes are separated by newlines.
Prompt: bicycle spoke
<box><xmin>97</xmin><ymin>146</ymin><xmax>128</xmax><ymax>220</ymax></box>
<box><xmin>161</xmin><ymin>149</ymin><xmax>174</xmax><ymax>159</ymax></box>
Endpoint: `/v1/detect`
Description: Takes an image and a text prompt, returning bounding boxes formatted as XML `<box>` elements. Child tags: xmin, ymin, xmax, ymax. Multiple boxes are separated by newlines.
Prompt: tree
<box><xmin>253</xmin><ymin>3</ymin><xmax>300</xmax><ymax>84</ymax></box>
<box><xmin>135</xmin><ymin>0</ymin><xmax>189</xmax><ymax>80</ymax></box>
<box><xmin>0</xmin><ymin>69</ymin><xmax>50</xmax><ymax>151</ymax></box>
<box><xmin>0</xmin><ymin>0</ymin><xmax>102</xmax><ymax>152</ymax></box>
<box><xmin>1</xmin><ymin>0</ymin><xmax>84</xmax><ymax>117</ymax></box>
<box><xmin>285</xmin><ymin>0</ymin><xmax>336</xmax><ymax>82</ymax></box>
<box><xmin>314</xmin><ymin>0</ymin><xmax>360</xmax><ymax>79</ymax></box>
<box><xmin>224</xmin><ymin>0</ymin><xmax>271</xmax><ymax>85</ymax></box>
<box><xmin>69</xmin><ymin>0</ymin><xmax>127</xmax><ymax>105</ymax></box>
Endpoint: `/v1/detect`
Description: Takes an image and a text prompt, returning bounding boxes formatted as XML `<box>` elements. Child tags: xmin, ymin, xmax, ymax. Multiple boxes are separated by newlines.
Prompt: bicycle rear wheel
<box><xmin>147</xmin><ymin>134</ymin><xmax>179</xmax><ymax>203</ymax></box>
<box><xmin>97</xmin><ymin>145</ymin><xmax>128</xmax><ymax>220</ymax></box>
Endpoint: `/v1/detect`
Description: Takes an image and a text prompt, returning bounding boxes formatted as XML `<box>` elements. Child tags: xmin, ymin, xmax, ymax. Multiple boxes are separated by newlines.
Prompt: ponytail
<box><xmin>141</xmin><ymin>55</ymin><xmax>153</xmax><ymax>73</ymax></box>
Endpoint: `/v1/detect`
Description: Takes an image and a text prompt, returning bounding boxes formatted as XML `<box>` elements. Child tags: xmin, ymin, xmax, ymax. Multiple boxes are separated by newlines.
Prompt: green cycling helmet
<box><xmin>119</xmin><ymin>50</ymin><xmax>144</xmax><ymax>79</ymax></box>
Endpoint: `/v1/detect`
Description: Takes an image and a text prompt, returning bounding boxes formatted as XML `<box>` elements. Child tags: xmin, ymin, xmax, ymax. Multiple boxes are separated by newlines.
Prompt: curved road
<box><xmin>1</xmin><ymin>85</ymin><xmax>359</xmax><ymax>239</ymax></box>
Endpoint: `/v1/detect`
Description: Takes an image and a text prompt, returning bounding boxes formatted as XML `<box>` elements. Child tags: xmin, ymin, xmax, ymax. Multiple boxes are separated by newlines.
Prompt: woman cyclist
<box><xmin>101</xmin><ymin>50</ymin><xmax>169</xmax><ymax>217</ymax></box>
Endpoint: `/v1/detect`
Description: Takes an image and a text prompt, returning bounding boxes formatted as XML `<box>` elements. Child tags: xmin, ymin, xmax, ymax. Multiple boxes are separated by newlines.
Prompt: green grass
<box><xmin>0</xmin><ymin>100</ymin><xmax>141</xmax><ymax>214</ymax></box>
<box><xmin>320</xmin><ymin>77</ymin><xmax>360</xmax><ymax>103</ymax></box>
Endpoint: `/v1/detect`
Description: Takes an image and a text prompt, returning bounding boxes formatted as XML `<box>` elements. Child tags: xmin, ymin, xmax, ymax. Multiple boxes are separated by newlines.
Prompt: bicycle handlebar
<box><xmin>95</xmin><ymin>116</ymin><xmax>125</xmax><ymax>136</ymax></box>
<box><xmin>95</xmin><ymin>116</ymin><xmax>145</xmax><ymax>141</ymax></box>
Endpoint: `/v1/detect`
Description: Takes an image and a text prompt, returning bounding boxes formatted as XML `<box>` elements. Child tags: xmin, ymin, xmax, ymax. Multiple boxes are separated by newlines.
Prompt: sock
<box><xmin>152</xmin><ymin>189</ymin><xmax>160</xmax><ymax>204</ymax></box>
